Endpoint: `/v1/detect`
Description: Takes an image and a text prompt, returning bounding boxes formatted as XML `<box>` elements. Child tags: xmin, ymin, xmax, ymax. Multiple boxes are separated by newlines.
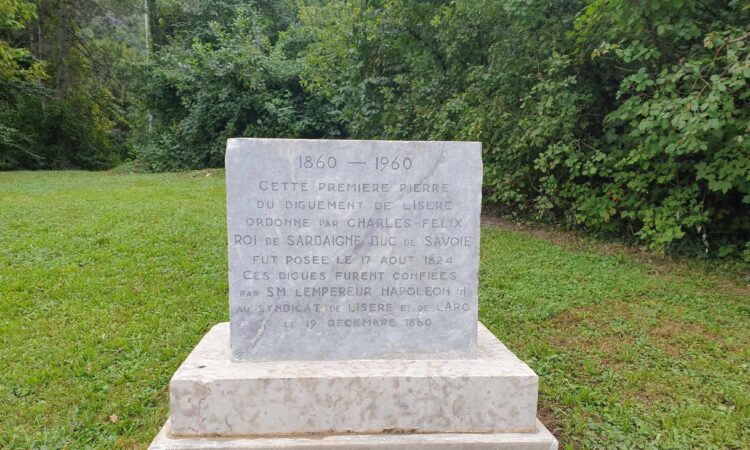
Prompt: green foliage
<box><xmin>0</xmin><ymin>0</ymin><xmax>44</xmax><ymax>164</ymax></box>
<box><xmin>1</xmin><ymin>0</ymin><xmax>748</xmax><ymax>258</ymax></box>
<box><xmin>297</xmin><ymin>0</ymin><xmax>750</xmax><ymax>259</ymax></box>
<box><xmin>132</xmin><ymin>0</ymin><xmax>342</xmax><ymax>171</ymax></box>
<box><xmin>0</xmin><ymin>0</ymin><xmax>138</xmax><ymax>170</ymax></box>
<box><xmin>0</xmin><ymin>0</ymin><xmax>40</xmax><ymax>78</ymax></box>
<box><xmin>536</xmin><ymin>0</ymin><xmax>750</xmax><ymax>258</ymax></box>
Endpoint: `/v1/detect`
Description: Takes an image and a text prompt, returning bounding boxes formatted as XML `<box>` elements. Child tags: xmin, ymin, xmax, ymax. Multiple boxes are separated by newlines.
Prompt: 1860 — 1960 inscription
<box><xmin>226</xmin><ymin>138</ymin><xmax>482</xmax><ymax>361</ymax></box>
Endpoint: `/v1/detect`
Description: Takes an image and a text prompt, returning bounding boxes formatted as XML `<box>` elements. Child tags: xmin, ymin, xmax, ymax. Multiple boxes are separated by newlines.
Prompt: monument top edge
<box><xmin>226</xmin><ymin>137</ymin><xmax>482</xmax><ymax>146</ymax></box>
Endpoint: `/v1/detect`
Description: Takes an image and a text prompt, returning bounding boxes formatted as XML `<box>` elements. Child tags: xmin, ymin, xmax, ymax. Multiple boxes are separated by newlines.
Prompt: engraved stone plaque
<box><xmin>226</xmin><ymin>138</ymin><xmax>482</xmax><ymax>360</ymax></box>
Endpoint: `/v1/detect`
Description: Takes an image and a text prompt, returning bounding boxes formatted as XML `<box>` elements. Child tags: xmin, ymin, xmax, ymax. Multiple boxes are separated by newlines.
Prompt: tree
<box><xmin>0</xmin><ymin>0</ymin><xmax>46</xmax><ymax>168</ymax></box>
<box><xmin>1</xmin><ymin>0</ymin><xmax>143</xmax><ymax>170</ymax></box>
<box><xmin>131</xmin><ymin>0</ymin><xmax>342</xmax><ymax>171</ymax></box>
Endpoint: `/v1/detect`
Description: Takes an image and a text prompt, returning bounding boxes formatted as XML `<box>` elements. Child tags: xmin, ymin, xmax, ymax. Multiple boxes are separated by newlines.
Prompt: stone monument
<box><xmin>149</xmin><ymin>138</ymin><xmax>558</xmax><ymax>449</ymax></box>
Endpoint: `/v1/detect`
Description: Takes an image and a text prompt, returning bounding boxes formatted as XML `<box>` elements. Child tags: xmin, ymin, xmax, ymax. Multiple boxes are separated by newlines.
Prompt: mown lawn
<box><xmin>1</xmin><ymin>171</ymin><xmax>748</xmax><ymax>449</ymax></box>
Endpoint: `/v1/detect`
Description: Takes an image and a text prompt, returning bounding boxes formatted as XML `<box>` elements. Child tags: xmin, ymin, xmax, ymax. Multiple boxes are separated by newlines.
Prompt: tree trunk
<box><xmin>56</xmin><ymin>0</ymin><xmax>65</xmax><ymax>95</ymax></box>
<box><xmin>144</xmin><ymin>0</ymin><xmax>151</xmax><ymax>52</ymax></box>
<box><xmin>144</xmin><ymin>0</ymin><xmax>153</xmax><ymax>132</ymax></box>
<box><xmin>37</xmin><ymin>0</ymin><xmax>48</xmax><ymax>109</ymax></box>
<box><xmin>148</xmin><ymin>0</ymin><xmax>159</xmax><ymax>48</ymax></box>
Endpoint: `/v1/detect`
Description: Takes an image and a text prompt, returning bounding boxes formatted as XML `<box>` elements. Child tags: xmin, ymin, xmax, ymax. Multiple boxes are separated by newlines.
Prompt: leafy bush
<box><xmin>132</xmin><ymin>1</ymin><xmax>342</xmax><ymax>171</ymax></box>
<box><xmin>520</xmin><ymin>0</ymin><xmax>750</xmax><ymax>257</ymax></box>
<box><xmin>297</xmin><ymin>0</ymin><xmax>750</xmax><ymax>259</ymax></box>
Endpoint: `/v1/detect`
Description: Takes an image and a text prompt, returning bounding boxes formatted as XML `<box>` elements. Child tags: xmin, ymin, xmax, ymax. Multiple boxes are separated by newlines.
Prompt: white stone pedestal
<box><xmin>149</xmin><ymin>323</ymin><xmax>558</xmax><ymax>449</ymax></box>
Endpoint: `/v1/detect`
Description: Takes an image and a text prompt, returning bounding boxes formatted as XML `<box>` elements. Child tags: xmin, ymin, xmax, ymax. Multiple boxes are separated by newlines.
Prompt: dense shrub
<box><xmin>296</xmin><ymin>0</ymin><xmax>750</xmax><ymax>259</ymax></box>
<box><xmin>131</xmin><ymin>1</ymin><xmax>342</xmax><ymax>171</ymax></box>
<box><xmin>523</xmin><ymin>1</ymin><xmax>749</xmax><ymax>258</ymax></box>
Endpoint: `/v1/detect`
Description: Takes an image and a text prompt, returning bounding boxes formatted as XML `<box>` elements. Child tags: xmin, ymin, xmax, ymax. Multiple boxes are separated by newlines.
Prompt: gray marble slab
<box><xmin>169</xmin><ymin>322</ymin><xmax>538</xmax><ymax>436</ymax></box>
<box><xmin>226</xmin><ymin>138</ymin><xmax>482</xmax><ymax>360</ymax></box>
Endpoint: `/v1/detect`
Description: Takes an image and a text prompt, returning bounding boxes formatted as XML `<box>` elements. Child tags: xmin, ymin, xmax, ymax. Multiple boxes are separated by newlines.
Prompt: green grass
<box><xmin>1</xmin><ymin>171</ymin><xmax>748</xmax><ymax>449</ymax></box>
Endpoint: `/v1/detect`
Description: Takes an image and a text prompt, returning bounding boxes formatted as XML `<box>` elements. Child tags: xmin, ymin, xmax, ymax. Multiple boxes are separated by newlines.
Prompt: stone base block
<box><xmin>168</xmin><ymin>322</ymin><xmax>539</xmax><ymax>437</ymax></box>
<box><xmin>149</xmin><ymin>419</ymin><xmax>558</xmax><ymax>450</ymax></box>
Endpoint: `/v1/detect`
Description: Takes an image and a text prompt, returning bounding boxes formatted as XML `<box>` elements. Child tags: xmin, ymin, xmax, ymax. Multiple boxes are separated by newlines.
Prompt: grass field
<box><xmin>1</xmin><ymin>170</ymin><xmax>748</xmax><ymax>449</ymax></box>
